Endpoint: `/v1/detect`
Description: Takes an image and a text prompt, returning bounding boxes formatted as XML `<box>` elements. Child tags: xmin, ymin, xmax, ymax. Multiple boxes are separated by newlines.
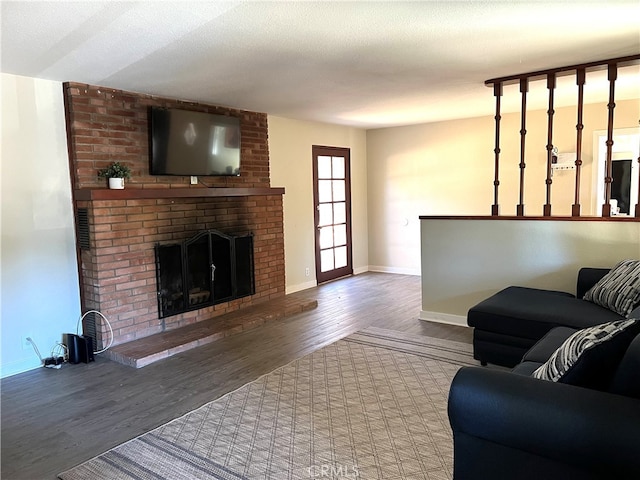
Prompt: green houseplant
<box><xmin>97</xmin><ymin>162</ymin><xmax>132</xmax><ymax>189</ymax></box>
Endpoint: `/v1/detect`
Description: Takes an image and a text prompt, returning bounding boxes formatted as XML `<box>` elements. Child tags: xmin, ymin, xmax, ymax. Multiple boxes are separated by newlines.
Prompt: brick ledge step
<box><xmin>105</xmin><ymin>296</ymin><xmax>318</xmax><ymax>368</ymax></box>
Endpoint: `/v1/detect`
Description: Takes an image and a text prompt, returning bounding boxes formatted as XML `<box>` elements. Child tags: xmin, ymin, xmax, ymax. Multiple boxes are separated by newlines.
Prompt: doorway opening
<box><xmin>592</xmin><ymin>127</ymin><xmax>640</xmax><ymax>216</ymax></box>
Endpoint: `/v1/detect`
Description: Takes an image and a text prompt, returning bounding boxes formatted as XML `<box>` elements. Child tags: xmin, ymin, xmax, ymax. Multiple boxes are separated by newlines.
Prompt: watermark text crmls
<box><xmin>307</xmin><ymin>463</ymin><xmax>360</xmax><ymax>478</ymax></box>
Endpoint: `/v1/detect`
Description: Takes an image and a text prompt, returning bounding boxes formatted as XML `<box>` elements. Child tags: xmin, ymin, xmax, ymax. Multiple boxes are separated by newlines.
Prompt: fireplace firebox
<box><xmin>155</xmin><ymin>230</ymin><xmax>255</xmax><ymax>318</ymax></box>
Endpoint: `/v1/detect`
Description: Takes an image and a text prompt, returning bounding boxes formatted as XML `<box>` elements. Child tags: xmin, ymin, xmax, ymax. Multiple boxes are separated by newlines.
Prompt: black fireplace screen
<box><xmin>155</xmin><ymin>229</ymin><xmax>254</xmax><ymax>318</ymax></box>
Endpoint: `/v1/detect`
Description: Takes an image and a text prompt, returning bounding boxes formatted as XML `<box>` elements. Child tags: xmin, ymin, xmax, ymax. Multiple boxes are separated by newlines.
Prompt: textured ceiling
<box><xmin>2</xmin><ymin>1</ymin><xmax>639</xmax><ymax>128</ymax></box>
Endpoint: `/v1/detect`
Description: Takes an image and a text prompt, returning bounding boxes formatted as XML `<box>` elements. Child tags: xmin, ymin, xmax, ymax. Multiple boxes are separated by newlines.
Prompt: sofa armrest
<box><xmin>448</xmin><ymin>367</ymin><xmax>640</xmax><ymax>478</ymax></box>
<box><xmin>576</xmin><ymin>267</ymin><xmax>609</xmax><ymax>298</ymax></box>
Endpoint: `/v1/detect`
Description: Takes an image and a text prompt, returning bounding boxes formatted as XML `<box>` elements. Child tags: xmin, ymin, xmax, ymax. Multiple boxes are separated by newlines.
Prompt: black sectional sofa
<box><xmin>448</xmin><ymin>322</ymin><xmax>640</xmax><ymax>480</ymax></box>
<box><xmin>448</xmin><ymin>263</ymin><xmax>640</xmax><ymax>479</ymax></box>
<box><xmin>467</xmin><ymin>268</ymin><xmax>622</xmax><ymax>367</ymax></box>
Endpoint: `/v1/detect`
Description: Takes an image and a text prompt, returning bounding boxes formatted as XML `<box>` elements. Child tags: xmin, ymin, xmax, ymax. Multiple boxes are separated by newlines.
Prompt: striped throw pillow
<box><xmin>583</xmin><ymin>259</ymin><xmax>640</xmax><ymax>316</ymax></box>
<box><xmin>532</xmin><ymin>319</ymin><xmax>640</xmax><ymax>387</ymax></box>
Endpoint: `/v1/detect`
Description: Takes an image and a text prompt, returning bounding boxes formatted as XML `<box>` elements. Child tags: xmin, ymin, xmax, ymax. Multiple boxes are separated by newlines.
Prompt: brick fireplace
<box><xmin>64</xmin><ymin>83</ymin><xmax>285</xmax><ymax>350</ymax></box>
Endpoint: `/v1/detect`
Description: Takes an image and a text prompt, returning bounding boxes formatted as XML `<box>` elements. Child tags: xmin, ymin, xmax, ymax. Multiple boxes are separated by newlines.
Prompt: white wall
<box><xmin>1</xmin><ymin>73</ymin><xmax>80</xmax><ymax>377</ymax></box>
<box><xmin>367</xmin><ymin>99</ymin><xmax>640</xmax><ymax>274</ymax></box>
<box><xmin>367</xmin><ymin>118</ymin><xmax>493</xmax><ymax>275</ymax></box>
<box><xmin>420</xmin><ymin>218</ymin><xmax>640</xmax><ymax>324</ymax></box>
<box><xmin>268</xmin><ymin>116</ymin><xmax>368</xmax><ymax>293</ymax></box>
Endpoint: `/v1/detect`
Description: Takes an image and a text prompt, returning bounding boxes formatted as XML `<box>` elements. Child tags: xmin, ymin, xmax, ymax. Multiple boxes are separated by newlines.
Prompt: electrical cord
<box><xmin>26</xmin><ymin>338</ymin><xmax>44</xmax><ymax>363</ymax></box>
<box><xmin>27</xmin><ymin>338</ymin><xmax>63</xmax><ymax>368</ymax></box>
<box><xmin>51</xmin><ymin>342</ymin><xmax>68</xmax><ymax>363</ymax></box>
<box><xmin>76</xmin><ymin>310</ymin><xmax>114</xmax><ymax>354</ymax></box>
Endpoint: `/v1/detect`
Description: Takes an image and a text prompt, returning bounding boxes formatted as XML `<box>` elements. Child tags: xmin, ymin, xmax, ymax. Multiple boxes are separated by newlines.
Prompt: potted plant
<box><xmin>97</xmin><ymin>162</ymin><xmax>132</xmax><ymax>189</ymax></box>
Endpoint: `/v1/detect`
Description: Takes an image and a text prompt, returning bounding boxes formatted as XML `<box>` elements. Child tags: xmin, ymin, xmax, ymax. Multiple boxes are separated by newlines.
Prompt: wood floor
<box><xmin>1</xmin><ymin>272</ymin><xmax>472</xmax><ymax>480</ymax></box>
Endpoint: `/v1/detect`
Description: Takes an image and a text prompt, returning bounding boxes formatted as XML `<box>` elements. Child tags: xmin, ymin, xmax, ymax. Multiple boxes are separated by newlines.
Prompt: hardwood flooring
<box><xmin>0</xmin><ymin>272</ymin><xmax>472</xmax><ymax>480</ymax></box>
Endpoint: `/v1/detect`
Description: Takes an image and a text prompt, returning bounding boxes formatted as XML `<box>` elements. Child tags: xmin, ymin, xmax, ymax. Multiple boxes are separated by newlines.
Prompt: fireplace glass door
<box><xmin>155</xmin><ymin>230</ymin><xmax>254</xmax><ymax>318</ymax></box>
<box><xmin>185</xmin><ymin>233</ymin><xmax>212</xmax><ymax>309</ymax></box>
<box><xmin>156</xmin><ymin>244</ymin><xmax>184</xmax><ymax>317</ymax></box>
<box><xmin>235</xmin><ymin>235</ymin><xmax>254</xmax><ymax>297</ymax></box>
<box><xmin>211</xmin><ymin>232</ymin><xmax>233</xmax><ymax>303</ymax></box>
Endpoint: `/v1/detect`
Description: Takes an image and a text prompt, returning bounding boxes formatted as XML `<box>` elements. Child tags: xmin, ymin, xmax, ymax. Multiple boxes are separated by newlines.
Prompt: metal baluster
<box><xmin>492</xmin><ymin>82</ymin><xmax>502</xmax><ymax>216</ymax></box>
<box><xmin>602</xmin><ymin>63</ymin><xmax>617</xmax><ymax>217</ymax></box>
<box><xmin>572</xmin><ymin>68</ymin><xmax>586</xmax><ymax>216</ymax></box>
<box><xmin>544</xmin><ymin>73</ymin><xmax>556</xmax><ymax>216</ymax></box>
<box><xmin>517</xmin><ymin>78</ymin><xmax>528</xmax><ymax>216</ymax></box>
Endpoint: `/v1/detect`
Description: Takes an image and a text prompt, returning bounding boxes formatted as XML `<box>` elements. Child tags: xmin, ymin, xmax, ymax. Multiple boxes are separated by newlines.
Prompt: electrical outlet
<box><xmin>190</xmin><ymin>176</ymin><xmax>198</xmax><ymax>185</ymax></box>
<box><xmin>305</xmin><ymin>267</ymin><xmax>310</xmax><ymax>277</ymax></box>
<box><xmin>22</xmin><ymin>335</ymin><xmax>32</xmax><ymax>350</ymax></box>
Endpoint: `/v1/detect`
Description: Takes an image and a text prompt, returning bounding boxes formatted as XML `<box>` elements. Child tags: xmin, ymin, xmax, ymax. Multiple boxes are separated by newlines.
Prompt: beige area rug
<box><xmin>59</xmin><ymin>327</ymin><xmax>474</xmax><ymax>480</ymax></box>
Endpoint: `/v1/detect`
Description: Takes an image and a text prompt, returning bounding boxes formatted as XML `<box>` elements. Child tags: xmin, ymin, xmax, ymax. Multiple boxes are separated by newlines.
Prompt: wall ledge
<box><xmin>419</xmin><ymin>215</ymin><xmax>640</xmax><ymax>222</ymax></box>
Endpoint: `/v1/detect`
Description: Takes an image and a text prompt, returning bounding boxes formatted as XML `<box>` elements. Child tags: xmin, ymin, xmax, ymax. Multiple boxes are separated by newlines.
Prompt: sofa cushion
<box><xmin>576</xmin><ymin>267</ymin><xmax>611</xmax><ymax>299</ymax></box>
<box><xmin>511</xmin><ymin>361</ymin><xmax>542</xmax><ymax>376</ymax></box>
<box><xmin>583</xmin><ymin>259</ymin><xmax>640</xmax><ymax>316</ymax></box>
<box><xmin>521</xmin><ymin>327</ymin><xmax>577</xmax><ymax>363</ymax></box>
<box><xmin>468</xmin><ymin>286</ymin><xmax>622</xmax><ymax>339</ymax></box>
<box><xmin>532</xmin><ymin>319</ymin><xmax>640</xmax><ymax>390</ymax></box>
<box><xmin>608</xmin><ymin>333</ymin><xmax>640</xmax><ymax>399</ymax></box>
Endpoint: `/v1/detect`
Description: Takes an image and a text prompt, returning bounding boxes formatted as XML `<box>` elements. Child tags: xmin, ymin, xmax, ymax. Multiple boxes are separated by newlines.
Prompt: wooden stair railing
<box><xmin>485</xmin><ymin>54</ymin><xmax>640</xmax><ymax>218</ymax></box>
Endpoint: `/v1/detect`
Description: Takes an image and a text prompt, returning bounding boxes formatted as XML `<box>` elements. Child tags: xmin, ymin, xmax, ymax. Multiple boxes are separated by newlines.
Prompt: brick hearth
<box><xmin>108</xmin><ymin>295</ymin><xmax>318</xmax><ymax>368</ymax></box>
<box><xmin>64</xmin><ymin>83</ymin><xmax>287</xmax><ymax>352</ymax></box>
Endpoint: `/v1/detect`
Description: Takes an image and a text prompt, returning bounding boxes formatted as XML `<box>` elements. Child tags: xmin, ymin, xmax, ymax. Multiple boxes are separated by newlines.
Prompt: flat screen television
<box><xmin>150</xmin><ymin>107</ymin><xmax>241</xmax><ymax>176</ymax></box>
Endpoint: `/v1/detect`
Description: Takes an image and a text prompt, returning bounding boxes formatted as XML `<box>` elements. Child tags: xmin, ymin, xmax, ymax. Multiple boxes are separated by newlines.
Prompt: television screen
<box><xmin>150</xmin><ymin>108</ymin><xmax>241</xmax><ymax>176</ymax></box>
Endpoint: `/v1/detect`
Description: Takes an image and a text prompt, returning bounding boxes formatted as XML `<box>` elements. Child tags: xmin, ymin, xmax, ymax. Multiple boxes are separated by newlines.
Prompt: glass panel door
<box><xmin>185</xmin><ymin>233</ymin><xmax>212</xmax><ymax>308</ymax></box>
<box><xmin>312</xmin><ymin>146</ymin><xmax>353</xmax><ymax>283</ymax></box>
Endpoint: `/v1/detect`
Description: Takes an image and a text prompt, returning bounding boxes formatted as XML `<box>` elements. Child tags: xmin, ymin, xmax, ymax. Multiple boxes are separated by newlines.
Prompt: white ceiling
<box><xmin>2</xmin><ymin>1</ymin><xmax>639</xmax><ymax>128</ymax></box>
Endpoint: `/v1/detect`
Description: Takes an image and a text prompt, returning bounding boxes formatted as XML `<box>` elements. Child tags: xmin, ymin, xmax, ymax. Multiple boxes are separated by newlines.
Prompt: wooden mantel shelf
<box><xmin>74</xmin><ymin>187</ymin><xmax>285</xmax><ymax>201</ymax></box>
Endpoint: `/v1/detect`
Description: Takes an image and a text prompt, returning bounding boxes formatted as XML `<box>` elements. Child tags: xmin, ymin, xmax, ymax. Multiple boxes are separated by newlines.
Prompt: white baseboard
<box><xmin>419</xmin><ymin>310</ymin><xmax>468</xmax><ymax>327</ymax></box>
<box><xmin>286</xmin><ymin>280</ymin><xmax>318</xmax><ymax>294</ymax></box>
<box><xmin>285</xmin><ymin>266</ymin><xmax>408</xmax><ymax>293</ymax></box>
<box><xmin>0</xmin><ymin>358</ymin><xmax>42</xmax><ymax>379</ymax></box>
<box><xmin>368</xmin><ymin>265</ymin><xmax>421</xmax><ymax>276</ymax></box>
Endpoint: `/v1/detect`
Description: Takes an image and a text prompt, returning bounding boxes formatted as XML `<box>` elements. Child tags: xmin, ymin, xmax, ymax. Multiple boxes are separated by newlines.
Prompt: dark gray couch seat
<box><xmin>469</xmin><ymin>286</ymin><xmax>622</xmax><ymax>338</ymax></box>
<box><xmin>467</xmin><ymin>268</ymin><xmax>620</xmax><ymax>367</ymax></box>
<box><xmin>511</xmin><ymin>326</ymin><xmax>579</xmax><ymax>376</ymax></box>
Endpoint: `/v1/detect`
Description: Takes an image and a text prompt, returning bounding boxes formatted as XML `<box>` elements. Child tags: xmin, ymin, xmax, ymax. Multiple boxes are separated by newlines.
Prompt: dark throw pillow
<box><xmin>583</xmin><ymin>259</ymin><xmax>640</xmax><ymax>316</ymax></box>
<box><xmin>532</xmin><ymin>318</ymin><xmax>640</xmax><ymax>390</ymax></box>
